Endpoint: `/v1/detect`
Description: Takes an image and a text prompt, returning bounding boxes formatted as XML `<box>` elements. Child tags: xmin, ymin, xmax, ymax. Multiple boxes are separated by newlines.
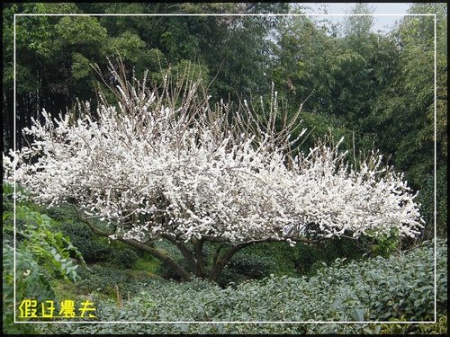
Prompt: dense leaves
<box><xmin>38</xmin><ymin>239</ymin><xmax>446</xmax><ymax>334</ymax></box>
<box><xmin>2</xmin><ymin>184</ymin><xmax>83</xmax><ymax>334</ymax></box>
<box><xmin>368</xmin><ymin>3</ymin><xmax>447</xmax><ymax>238</ymax></box>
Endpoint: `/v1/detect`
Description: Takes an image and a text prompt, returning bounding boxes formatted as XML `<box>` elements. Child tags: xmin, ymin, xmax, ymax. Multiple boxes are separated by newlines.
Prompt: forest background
<box><xmin>3</xmin><ymin>3</ymin><xmax>446</xmax><ymax>238</ymax></box>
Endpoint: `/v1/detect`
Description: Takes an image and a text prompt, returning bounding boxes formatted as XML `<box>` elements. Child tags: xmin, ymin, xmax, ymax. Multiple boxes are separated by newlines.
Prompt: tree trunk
<box><xmin>208</xmin><ymin>244</ymin><xmax>246</xmax><ymax>282</ymax></box>
<box><xmin>193</xmin><ymin>237</ymin><xmax>206</xmax><ymax>278</ymax></box>
<box><xmin>118</xmin><ymin>237</ymin><xmax>193</xmax><ymax>282</ymax></box>
<box><xmin>75</xmin><ymin>207</ymin><xmax>324</xmax><ymax>283</ymax></box>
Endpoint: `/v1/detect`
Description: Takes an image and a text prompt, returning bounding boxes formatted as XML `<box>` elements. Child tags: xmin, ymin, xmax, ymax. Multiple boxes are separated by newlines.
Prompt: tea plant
<box><xmin>38</xmin><ymin>239</ymin><xmax>446</xmax><ymax>334</ymax></box>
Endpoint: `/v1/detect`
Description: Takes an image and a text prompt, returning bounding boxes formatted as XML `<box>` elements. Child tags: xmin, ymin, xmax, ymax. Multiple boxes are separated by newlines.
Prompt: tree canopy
<box><xmin>4</xmin><ymin>60</ymin><xmax>424</xmax><ymax>281</ymax></box>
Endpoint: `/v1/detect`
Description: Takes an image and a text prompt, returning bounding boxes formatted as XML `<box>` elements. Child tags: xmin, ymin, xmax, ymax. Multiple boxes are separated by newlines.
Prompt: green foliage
<box><xmin>273</xmin><ymin>14</ymin><xmax>335</xmax><ymax>114</ymax></box>
<box><xmin>75</xmin><ymin>264</ymin><xmax>144</xmax><ymax>298</ymax></box>
<box><xmin>3</xmin><ymin>204</ymin><xmax>83</xmax><ymax>283</ymax></box>
<box><xmin>110</xmin><ymin>245</ymin><xmax>140</xmax><ymax>269</ymax></box>
<box><xmin>62</xmin><ymin>222</ymin><xmax>140</xmax><ymax>268</ymax></box>
<box><xmin>46</xmin><ymin>204</ymin><xmax>141</xmax><ymax>268</ymax></box>
<box><xmin>57</xmin><ymin>220</ymin><xmax>107</xmax><ymax>262</ymax></box>
<box><xmin>3</xmin><ymin>243</ymin><xmax>48</xmax><ymax>334</ymax></box>
<box><xmin>133</xmin><ymin>256</ymin><xmax>161</xmax><ymax>275</ymax></box>
<box><xmin>417</xmin><ymin>165</ymin><xmax>448</xmax><ymax>239</ymax></box>
<box><xmin>55</xmin><ymin>16</ymin><xmax>108</xmax><ymax>48</ymax></box>
<box><xmin>368</xmin><ymin>4</ymin><xmax>447</xmax><ymax>239</ymax></box>
<box><xmin>243</xmin><ymin>242</ymin><xmax>299</xmax><ymax>277</ymax></box>
<box><xmin>218</xmin><ymin>253</ymin><xmax>275</xmax><ymax>286</ymax></box>
<box><xmin>361</xmin><ymin>228</ymin><xmax>400</xmax><ymax>258</ymax></box>
<box><xmin>71</xmin><ymin>52</ymin><xmax>91</xmax><ymax>80</ymax></box>
<box><xmin>2</xmin><ymin>184</ymin><xmax>83</xmax><ymax>334</ymax></box>
<box><xmin>109</xmin><ymin>31</ymin><xmax>146</xmax><ymax>64</ymax></box>
<box><xmin>295</xmin><ymin>236</ymin><xmax>369</xmax><ymax>276</ymax></box>
<box><xmin>343</xmin><ymin>3</ymin><xmax>374</xmax><ymax>38</ymax></box>
<box><xmin>37</xmin><ymin>240</ymin><xmax>446</xmax><ymax>334</ymax></box>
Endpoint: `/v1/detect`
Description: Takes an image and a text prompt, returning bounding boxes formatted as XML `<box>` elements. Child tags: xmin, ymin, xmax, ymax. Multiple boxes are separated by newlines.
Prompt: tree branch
<box><xmin>75</xmin><ymin>208</ymin><xmax>192</xmax><ymax>281</ymax></box>
<box><xmin>161</xmin><ymin>233</ymin><xmax>198</xmax><ymax>276</ymax></box>
<box><xmin>117</xmin><ymin>237</ymin><xmax>192</xmax><ymax>281</ymax></box>
<box><xmin>72</xmin><ymin>206</ymin><xmax>114</xmax><ymax>237</ymax></box>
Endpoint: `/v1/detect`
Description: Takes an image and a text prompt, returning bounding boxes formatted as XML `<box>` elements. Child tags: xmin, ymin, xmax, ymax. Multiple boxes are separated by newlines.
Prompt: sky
<box><xmin>298</xmin><ymin>3</ymin><xmax>412</xmax><ymax>33</ymax></box>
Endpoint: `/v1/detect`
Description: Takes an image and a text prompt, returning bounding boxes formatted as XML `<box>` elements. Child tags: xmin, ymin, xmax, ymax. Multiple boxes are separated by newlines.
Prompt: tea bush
<box><xmin>38</xmin><ymin>239</ymin><xmax>446</xmax><ymax>334</ymax></box>
<box><xmin>75</xmin><ymin>264</ymin><xmax>152</xmax><ymax>298</ymax></box>
<box><xmin>218</xmin><ymin>253</ymin><xmax>276</xmax><ymax>286</ymax></box>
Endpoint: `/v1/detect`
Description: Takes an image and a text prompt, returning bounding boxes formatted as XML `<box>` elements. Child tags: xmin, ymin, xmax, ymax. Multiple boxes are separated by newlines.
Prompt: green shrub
<box><xmin>295</xmin><ymin>237</ymin><xmax>366</xmax><ymax>276</ymax></box>
<box><xmin>3</xmin><ymin>204</ymin><xmax>83</xmax><ymax>282</ymax></box>
<box><xmin>2</xmin><ymin>184</ymin><xmax>83</xmax><ymax>334</ymax></box>
<box><xmin>74</xmin><ymin>263</ymin><xmax>153</xmax><ymax>299</ymax></box>
<box><xmin>3</xmin><ymin>242</ymin><xmax>50</xmax><ymax>334</ymax></box>
<box><xmin>417</xmin><ymin>165</ymin><xmax>448</xmax><ymax>239</ymax></box>
<box><xmin>59</xmin><ymin>221</ymin><xmax>112</xmax><ymax>263</ymax></box>
<box><xmin>59</xmin><ymin>219</ymin><xmax>139</xmax><ymax>268</ymax></box>
<box><xmin>109</xmin><ymin>245</ymin><xmax>140</xmax><ymax>269</ymax></box>
<box><xmin>234</xmin><ymin>241</ymin><xmax>299</xmax><ymax>277</ymax></box>
<box><xmin>218</xmin><ymin>253</ymin><xmax>275</xmax><ymax>287</ymax></box>
<box><xmin>37</xmin><ymin>239</ymin><xmax>446</xmax><ymax>335</ymax></box>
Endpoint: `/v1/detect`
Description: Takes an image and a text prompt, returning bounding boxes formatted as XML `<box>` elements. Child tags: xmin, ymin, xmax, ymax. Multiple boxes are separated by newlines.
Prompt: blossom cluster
<box><xmin>3</xmin><ymin>78</ymin><xmax>424</xmax><ymax>244</ymax></box>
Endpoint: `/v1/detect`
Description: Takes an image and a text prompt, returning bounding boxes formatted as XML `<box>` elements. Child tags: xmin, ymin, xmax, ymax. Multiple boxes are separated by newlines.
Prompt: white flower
<box><xmin>4</xmin><ymin>77</ymin><xmax>424</xmax><ymax>245</ymax></box>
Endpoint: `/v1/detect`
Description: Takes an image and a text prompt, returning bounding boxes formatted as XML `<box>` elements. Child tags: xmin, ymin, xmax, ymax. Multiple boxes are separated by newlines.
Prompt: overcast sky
<box><xmin>299</xmin><ymin>3</ymin><xmax>412</xmax><ymax>33</ymax></box>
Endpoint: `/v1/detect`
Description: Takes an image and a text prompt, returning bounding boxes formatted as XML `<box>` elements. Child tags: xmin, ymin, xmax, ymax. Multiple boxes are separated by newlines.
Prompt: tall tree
<box><xmin>370</xmin><ymin>3</ymin><xmax>447</xmax><ymax>238</ymax></box>
<box><xmin>2</xmin><ymin>3</ymin><xmax>288</xmax><ymax>152</ymax></box>
<box><xmin>2</xmin><ymin>3</ymin><xmax>110</xmax><ymax>150</ymax></box>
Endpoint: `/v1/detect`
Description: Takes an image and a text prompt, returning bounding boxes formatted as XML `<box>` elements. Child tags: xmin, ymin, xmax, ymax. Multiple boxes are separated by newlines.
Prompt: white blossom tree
<box><xmin>3</xmin><ymin>61</ymin><xmax>424</xmax><ymax>282</ymax></box>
